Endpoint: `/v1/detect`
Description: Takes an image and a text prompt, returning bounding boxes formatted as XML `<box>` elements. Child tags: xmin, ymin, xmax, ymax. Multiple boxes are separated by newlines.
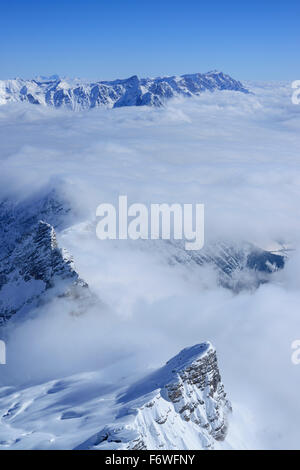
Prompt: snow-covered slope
<box><xmin>77</xmin><ymin>342</ymin><xmax>231</xmax><ymax>450</ymax></box>
<box><xmin>0</xmin><ymin>342</ymin><xmax>231</xmax><ymax>450</ymax></box>
<box><xmin>0</xmin><ymin>71</ymin><xmax>249</xmax><ymax>110</ymax></box>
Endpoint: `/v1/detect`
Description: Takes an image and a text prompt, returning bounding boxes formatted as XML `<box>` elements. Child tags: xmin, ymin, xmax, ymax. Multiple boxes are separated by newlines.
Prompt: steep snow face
<box><xmin>0</xmin><ymin>71</ymin><xmax>249</xmax><ymax>110</ymax></box>
<box><xmin>78</xmin><ymin>342</ymin><xmax>231</xmax><ymax>450</ymax></box>
<box><xmin>0</xmin><ymin>342</ymin><xmax>231</xmax><ymax>450</ymax></box>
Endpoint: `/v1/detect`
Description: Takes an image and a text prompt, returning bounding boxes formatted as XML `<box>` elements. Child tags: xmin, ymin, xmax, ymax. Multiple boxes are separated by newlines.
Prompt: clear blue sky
<box><xmin>1</xmin><ymin>0</ymin><xmax>299</xmax><ymax>81</ymax></box>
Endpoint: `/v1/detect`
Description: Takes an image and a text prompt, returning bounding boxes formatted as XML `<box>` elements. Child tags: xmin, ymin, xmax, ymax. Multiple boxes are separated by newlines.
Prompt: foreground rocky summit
<box><xmin>77</xmin><ymin>342</ymin><xmax>231</xmax><ymax>450</ymax></box>
<box><xmin>0</xmin><ymin>71</ymin><xmax>249</xmax><ymax>110</ymax></box>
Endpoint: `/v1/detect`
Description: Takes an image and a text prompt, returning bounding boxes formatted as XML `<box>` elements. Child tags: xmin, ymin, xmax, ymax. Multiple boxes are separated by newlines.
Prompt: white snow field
<box><xmin>0</xmin><ymin>80</ymin><xmax>300</xmax><ymax>449</ymax></box>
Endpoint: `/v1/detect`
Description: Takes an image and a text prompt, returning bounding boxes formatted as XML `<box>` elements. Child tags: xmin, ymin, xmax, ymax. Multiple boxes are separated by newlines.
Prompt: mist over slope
<box><xmin>0</xmin><ymin>82</ymin><xmax>300</xmax><ymax>449</ymax></box>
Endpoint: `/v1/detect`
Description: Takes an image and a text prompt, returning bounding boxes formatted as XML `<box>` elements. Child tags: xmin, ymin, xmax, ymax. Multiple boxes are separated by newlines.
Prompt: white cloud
<box><xmin>1</xmin><ymin>83</ymin><xmax>300</xmax><ymax>449</ymax></box>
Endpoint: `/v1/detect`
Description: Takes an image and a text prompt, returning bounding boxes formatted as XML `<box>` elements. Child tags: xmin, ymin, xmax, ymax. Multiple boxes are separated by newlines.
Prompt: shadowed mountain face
<box><xmin>0</xmin><ymin>71</ymin><xmax>249</xmax><ymax>110</ymax></box>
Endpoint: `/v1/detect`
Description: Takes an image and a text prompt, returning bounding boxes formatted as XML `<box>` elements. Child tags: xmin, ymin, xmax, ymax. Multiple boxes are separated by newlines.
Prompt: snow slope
<box><xmin>0</xmin><ymin>342</ymin><xmax>232</xmax><ymax>450</ymax></box>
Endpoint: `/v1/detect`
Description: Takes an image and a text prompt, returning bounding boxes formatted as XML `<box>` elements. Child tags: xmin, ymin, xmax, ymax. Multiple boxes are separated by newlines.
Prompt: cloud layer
<box><xmin>1</xmin><ymin>83</ymin><xmax>300</xmax><ymax>449</ymax></box>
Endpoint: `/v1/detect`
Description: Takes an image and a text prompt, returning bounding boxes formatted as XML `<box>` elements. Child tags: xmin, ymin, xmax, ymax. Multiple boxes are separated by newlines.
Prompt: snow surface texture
<box><xmin>0</xmin><ymin>80</ymin><xmax>300</xmax><ymax>449</ymax></box>
<box><xmin>0</xmin><ymin>71</ymin><xmax>248</xmax><ymax>110</ymax></box>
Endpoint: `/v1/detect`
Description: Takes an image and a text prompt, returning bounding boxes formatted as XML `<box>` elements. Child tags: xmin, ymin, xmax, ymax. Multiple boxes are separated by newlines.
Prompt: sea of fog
<box><xmin>0</xmin><ymin>82</ymin><xmax>300</xmax><ymax>449</ymax></box>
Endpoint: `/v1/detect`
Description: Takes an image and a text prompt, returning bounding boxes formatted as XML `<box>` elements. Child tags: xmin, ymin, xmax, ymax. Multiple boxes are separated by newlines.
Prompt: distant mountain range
<box><xmin>0</xmin><ymin>71</ymin><xmax>249</xmax><ymax>110</ymax></box>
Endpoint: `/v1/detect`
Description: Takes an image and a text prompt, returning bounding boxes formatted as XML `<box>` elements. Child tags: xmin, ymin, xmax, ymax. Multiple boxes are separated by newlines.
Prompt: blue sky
<box><xmin>1</xmin><ymin>0</ymin><xmax>299</xmax><ymax>80</ymax></box>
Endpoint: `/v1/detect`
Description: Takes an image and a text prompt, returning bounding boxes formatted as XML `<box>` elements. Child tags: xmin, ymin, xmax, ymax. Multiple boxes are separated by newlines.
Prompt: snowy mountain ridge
<box><xmin>0</xmin><ymin>220</ymin><xmax>89</xmax><ymax>324</ymax></box>
<box><xmin>0</xmin><ymin>71</ymin><xmax>249</xmax><ymax>110</ymax></box>
<box><xmin>0</xmin><ymin>189</ymin><xmax>89</xmax><ymax>324</ymax></box>
<box><xmin>0</xmin><ymin>188</ymin><xmax>285</xmax><ymax>324</ymax></box>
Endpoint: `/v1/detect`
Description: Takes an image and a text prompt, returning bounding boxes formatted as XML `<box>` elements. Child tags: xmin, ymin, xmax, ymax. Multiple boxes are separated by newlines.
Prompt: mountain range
<box><xmin>0</xmin><ymin>71</ymin><xmax>249</xmax><ymax>110</ymax></box>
